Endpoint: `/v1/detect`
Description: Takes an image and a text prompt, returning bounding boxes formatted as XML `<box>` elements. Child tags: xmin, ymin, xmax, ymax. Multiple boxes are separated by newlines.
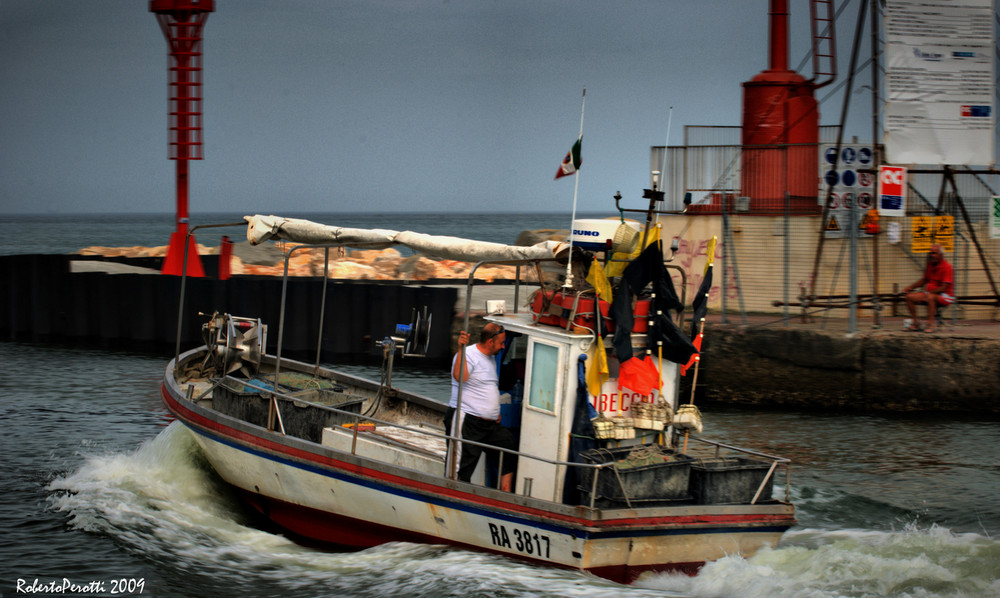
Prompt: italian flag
<box><xmin>554</xmin><ymin>136</ymin><xmax>582</xmax><ymax>179</ymax></box>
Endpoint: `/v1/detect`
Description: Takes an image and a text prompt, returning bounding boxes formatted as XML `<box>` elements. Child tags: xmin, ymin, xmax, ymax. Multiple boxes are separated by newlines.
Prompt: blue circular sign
<box><xmin>841</xmin><ymin>170</ymin><xmax>857</xmax><ymax>187</ymax></box>
<box><xmin>825</xmin><ymin>170</ymin><xmax>840</xmax><ymax>186</ymax></box>
<box><xmin>825</xmin><ymin>147</ymin><xmax>839</xmax><ymax>164</ymax></box>
<box><xmin>841</xmin><ymin>147</ymin><xmax>857</xmax><ymax>164</ymax></box>
<box><xmin>858</xmin><ymin>147</ymin><xmax>873</xmax><ymax>164</ymax></box>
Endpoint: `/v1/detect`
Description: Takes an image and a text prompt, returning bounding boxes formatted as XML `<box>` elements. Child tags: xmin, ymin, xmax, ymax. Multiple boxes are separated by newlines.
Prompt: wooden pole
<box><xmin>682</xmin><ymin>317</ymin><xmax>706</xmax><ymax>453</ymax></box>
<box><xmin>680</xmin><ymin>236</ymin><xmax>715</xmax><ymax>452</ymax></box>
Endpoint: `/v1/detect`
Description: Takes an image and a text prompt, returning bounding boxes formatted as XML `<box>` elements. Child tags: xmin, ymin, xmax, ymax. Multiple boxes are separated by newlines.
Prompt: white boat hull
<box><xmin>163</xmin><ymin>371</ymin><xmax>793</xmax><ymax>583</ymax></box>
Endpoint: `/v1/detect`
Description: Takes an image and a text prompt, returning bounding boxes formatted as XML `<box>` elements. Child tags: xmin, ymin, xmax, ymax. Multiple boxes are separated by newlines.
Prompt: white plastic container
<box><xmin>571</xmin><ymin>219</ymin><xmax>640</xmax><ymax>251</ymax></box>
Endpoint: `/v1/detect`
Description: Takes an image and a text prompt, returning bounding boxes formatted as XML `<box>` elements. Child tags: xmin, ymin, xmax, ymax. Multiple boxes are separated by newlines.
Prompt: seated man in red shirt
<box><xmin>903</xmin><ymin>244</ymin><xmax>954</xmax><ymax>332</ymax></box>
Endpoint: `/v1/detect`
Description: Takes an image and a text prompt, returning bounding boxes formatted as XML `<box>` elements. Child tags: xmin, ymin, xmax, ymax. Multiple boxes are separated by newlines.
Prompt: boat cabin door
<box><xmin>514</xmin><ymin>329</ymin><xmax>587</xmax><ymax>501</ymax></box>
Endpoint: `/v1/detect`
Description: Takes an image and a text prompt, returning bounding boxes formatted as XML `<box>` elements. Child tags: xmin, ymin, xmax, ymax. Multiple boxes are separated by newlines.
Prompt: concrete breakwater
<box><xmin>1</xmin><ymin>254</ymin><xmax>457</xmax><ymax>365</ymax></box>
<box><xmin>4</xmin><ymin>253</ymin><xmax>998</xmax><ymax>413</ymax></box>
<box><xmin>693</xmin><ymin>319</ymin><xmax>1000</xmax><ymax>413</ymax></box>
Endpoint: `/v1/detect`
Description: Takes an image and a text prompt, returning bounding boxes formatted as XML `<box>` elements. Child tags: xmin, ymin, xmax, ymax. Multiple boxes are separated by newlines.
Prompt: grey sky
<box><xmin>1</xmin><ymin>1</ymin><xmax>876</xmax><ymax>215</ymax></box>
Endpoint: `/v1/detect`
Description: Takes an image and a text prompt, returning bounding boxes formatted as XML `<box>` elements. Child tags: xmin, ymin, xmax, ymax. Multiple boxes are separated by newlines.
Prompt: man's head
<box><xmin>930</xmin><ymin>244</ymin><xmax>944</xmax><ymax>264</ymax></box>
<box><xmin>478</xmin><ymin>323</ymin><xmax>506</xmax><ymax>356</ymax></box>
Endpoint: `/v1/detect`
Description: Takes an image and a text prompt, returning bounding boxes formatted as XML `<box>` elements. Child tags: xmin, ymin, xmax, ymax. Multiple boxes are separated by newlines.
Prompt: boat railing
<box><xmin>173</xmin><ymin>220</ymin><xmax>251</xmax><ymax>378</ymax></box>
<box><xmin>174</xmin><ymin>228</ymin><xmax>418</xmax><ymax>385</ymax></box>
<box><xmin>684</xmin><ymin>435</ymin><xmax>792</xmax><ymax>504</ymax></box>
<box><xmin>213</xmin><ymin>371</ymin><xmax>558</xmax><ymax>476</ymax></box>
<box><xmin>268</xmin><ymin>245</ymin><xmax>556</xmax><ymax>406</ymax></box>
<box><xmin>449</xmin><ymin>257</ymin><xmax>558</xmax><ymax>479</ymax></box>
<box><xmin>205</xmin><ymin>373</ymin><xmax>791</xmax><ymax>509</ymax></box>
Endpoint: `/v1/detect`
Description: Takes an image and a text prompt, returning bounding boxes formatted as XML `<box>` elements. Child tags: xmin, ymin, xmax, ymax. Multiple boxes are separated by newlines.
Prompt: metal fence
<box><xmin>715</xmin><ymin>191</ymin><xmax>1000</xmax><ymax>330</ymax></box>
<box><xmin>649</xmin><ymin>138</ymin><xmax>1000</xmax><ymax>331</ymax></box>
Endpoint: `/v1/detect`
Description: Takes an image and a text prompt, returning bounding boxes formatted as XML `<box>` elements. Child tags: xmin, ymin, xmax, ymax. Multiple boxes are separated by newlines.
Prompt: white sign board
<box><xmin>820</xmin><ymin>144</ymin><xmax>874</xmax><ymax>237</ymax></box>
<box><xmin>883</xmin><ymin>0</ymin><xmax>995</xmax><ymax>165</ymax></box>
<box><xmin>879</xmin><ymin>165</ymin><xmax>907</xmax><ymax>217</ymax></box>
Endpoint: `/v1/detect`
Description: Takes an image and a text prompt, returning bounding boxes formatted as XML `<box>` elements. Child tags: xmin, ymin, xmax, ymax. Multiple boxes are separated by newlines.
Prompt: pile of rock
<box><xmin>235</xmin><ymin>246</ymin><xmax>531</xmax><ymax>282</ymax></box>
<box><xmin>77</xmin><ymin>245</ymin><xmax>175</xmax><ymax>258</ymax></box>
<box><xmin>76</xmin><ymin>241</ymin><xmax>553</xmax><ymax>283</ymax></box>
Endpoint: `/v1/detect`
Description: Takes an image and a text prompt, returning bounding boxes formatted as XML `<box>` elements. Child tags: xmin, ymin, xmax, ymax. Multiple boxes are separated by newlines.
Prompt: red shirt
<box><xmin>924</xmin><ymin>259</ymin><xmax>953</xmax><ymax>294</ymax></box>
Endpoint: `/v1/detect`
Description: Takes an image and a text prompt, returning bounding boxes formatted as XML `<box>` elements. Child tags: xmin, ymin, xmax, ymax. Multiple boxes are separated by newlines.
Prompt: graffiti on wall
<box><xmin>672</xmin><ymin>235</ymin><xmax>737</xmax><ymax>304</ymax></box>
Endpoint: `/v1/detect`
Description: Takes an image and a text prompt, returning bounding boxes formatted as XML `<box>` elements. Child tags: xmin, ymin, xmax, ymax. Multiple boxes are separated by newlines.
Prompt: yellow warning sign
<box><xmin>933</xmin><ymin>216</ymin><xmax>954</xmax><ymax>251</ymax></box>
<box><xmin>826</xmin><ymin>215</ymin><xmax>840</xmax><ymax>231</ymax></box>
<box><xmin>911</xmin><ymin>215</ymin><xmax>954</xmax><ymax>253</ymax></box>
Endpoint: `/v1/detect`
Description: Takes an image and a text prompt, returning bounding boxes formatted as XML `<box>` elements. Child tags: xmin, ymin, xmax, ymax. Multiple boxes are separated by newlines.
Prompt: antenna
<box><xmin>563</xmin><ymin>88</ymin><xmax>585</xmax><ymax>288</ymax></box>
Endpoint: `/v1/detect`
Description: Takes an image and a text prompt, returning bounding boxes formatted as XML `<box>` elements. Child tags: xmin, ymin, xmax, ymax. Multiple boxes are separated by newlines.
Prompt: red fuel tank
<box><xmin>739</xmin><ymin>0</ymin><xmax>820</xmax><ymax>212</ymax></box>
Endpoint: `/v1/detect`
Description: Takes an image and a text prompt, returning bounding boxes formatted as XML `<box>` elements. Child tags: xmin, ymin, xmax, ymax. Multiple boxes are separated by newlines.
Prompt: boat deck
<box><xmin>366</xmin><ymin>424</ymin><xmax>448</xmax><ymax>459</ymax></box>
<box><xmin>321</xmin><ymin>422</ymin><xmax>449</xmax><ymax>477</ymax></box>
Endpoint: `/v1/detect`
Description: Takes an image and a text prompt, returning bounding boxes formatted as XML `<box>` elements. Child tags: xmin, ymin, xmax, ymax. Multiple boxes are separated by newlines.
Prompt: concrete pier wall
<box><xmin>694</xmin><ymin>320</ymin><xmax>1000</xmax><ymax>413</ymax></box>
<box><xmin>1</xmin><ymin>255</ymin><xmax>457</xmax><ymax>365</ymax></box>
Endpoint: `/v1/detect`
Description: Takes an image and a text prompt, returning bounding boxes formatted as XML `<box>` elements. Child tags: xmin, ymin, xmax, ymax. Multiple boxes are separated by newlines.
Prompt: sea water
<box><xmin>3</xmin><ymin>213</ymin><xmax>1000</xmax><ymax>597</ymax></box>
<box><xmin>2</xmin><ymin>341</ymin><xmax>998</xmax><ymax>598</ymax></box>
<box><xmin>0</xmin><ymin>211</ymin><xmax>590</xmax><ymax>256</ymax></box>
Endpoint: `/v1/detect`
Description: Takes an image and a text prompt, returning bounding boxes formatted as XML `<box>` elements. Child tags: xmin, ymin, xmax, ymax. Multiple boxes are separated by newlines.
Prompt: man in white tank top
<box><xmin>450</xmin><ymin>322</ymin><xmax>516</xmax><ymax>491</ymax></box>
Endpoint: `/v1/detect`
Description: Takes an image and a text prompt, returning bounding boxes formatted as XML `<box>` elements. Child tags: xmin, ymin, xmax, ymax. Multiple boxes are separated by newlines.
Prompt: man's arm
<box><xmin>903</xmin><ymin>276</ymin><xmax>927</xmax><ymax>293</ymax></box>
<box><xmin>452</xmin><ymin>331</ymin><xmax>471</xmax><ymax>383</ymax></box>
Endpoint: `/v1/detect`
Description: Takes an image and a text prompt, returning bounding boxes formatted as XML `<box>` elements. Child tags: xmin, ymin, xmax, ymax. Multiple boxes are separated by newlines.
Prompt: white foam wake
<box><xmin>636</xmin><ymin>525</ymin><xmax>1000</xmax><ymax>598</ymax></box>
<box><xmin>53</xmin><ymin>421</ymin><xmax>999</xmax><ymax>597</ymax></box>
<box><xmin>46</xmin><ymin>422</ymin><xmax>679</xmax><ymax>597</ymax></box>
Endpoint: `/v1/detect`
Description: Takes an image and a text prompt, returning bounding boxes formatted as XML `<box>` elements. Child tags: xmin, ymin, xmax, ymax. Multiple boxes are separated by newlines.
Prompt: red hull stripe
<box><xmin>162</xmin><ymin>384</ymin><xmax>793</xmax><ymax>541</ymax></box>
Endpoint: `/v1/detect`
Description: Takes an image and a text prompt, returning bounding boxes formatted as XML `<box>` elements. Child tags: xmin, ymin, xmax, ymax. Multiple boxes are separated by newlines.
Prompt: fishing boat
<box><xmin>161</xmin><ymin>211</ymin><xmax>796</xmax><ymax>584</ymax></box>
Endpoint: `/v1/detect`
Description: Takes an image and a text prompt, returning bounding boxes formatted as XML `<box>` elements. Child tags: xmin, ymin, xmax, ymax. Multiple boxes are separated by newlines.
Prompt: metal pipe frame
<box><xmin>173</xmin><ymin>220</ymin><xmax>247</xmax><ymax>377</ymax></box>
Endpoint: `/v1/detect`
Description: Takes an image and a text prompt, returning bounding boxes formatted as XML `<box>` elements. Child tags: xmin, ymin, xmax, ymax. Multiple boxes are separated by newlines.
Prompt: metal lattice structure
<box><xmin>150</xmin><ymin>0</ymin><xmax>214</xmax><ymax>276</ymax></box>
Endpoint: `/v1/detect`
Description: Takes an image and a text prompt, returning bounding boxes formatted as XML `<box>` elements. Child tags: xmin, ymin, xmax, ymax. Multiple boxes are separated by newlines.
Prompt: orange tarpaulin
<box><xmin>618</xmin><ymin>354</ymin><xmax>661</xmax><ymax>397</ymax></box>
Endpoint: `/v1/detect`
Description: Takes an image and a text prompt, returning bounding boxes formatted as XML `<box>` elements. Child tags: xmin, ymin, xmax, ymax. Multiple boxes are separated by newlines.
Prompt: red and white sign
<box><xmin>879</xmin><ymin>165</ymin><xmax>907</xmax><ymax>217</ymax></box>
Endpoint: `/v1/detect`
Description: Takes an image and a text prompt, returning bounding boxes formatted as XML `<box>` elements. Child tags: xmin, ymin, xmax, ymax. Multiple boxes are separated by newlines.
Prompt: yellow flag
<box><xmin>644</xmin><ymin>225</ymin><xmax>662</xmax><ymax>248</ymax></box>
<box><xmin>704</xmin><ymin>235</ymin><xmax>717</xmax><ymax>275</ymax></box>
<box><xmin>585</xmin><ymin>341</ymin><xmax>609</xmax><ymax>397</ymax></box>
<box><xmin>586</xmin><ymin>257</ymin><xmax>613</xmax><ymax>302</ymax></box>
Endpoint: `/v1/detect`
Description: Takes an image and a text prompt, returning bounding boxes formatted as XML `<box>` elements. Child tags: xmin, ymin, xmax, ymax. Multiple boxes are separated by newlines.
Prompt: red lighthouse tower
<box><xmin>740</xmin><ymin>0</ymin><xmax>834</xmax><ymax>212</ymax></box>
<box><xmin>150</xmin><ymin>0</ymin><xmax>214</xmax><ymax>277</ymax></box>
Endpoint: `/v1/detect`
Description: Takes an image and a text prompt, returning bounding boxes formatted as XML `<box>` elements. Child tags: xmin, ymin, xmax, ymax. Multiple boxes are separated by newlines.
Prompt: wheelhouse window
<box><xmin>527</xmin><ymin>341</ymin><xmax>559</xmax><ymax>413</ymax></box>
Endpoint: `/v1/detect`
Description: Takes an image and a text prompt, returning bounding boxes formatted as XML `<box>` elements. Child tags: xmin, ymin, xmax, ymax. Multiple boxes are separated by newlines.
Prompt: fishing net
<box><xmin>614</xmin><ymin>444</ymin><xmax>673</xmax><ymax>470</ymax></box>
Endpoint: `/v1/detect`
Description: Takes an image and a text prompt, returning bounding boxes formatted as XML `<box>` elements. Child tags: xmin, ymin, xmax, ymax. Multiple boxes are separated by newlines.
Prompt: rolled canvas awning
<box><xmin>244</xmin><ymin>214</ymin><xmax>569</xmax><ymax>264</ymax></box>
